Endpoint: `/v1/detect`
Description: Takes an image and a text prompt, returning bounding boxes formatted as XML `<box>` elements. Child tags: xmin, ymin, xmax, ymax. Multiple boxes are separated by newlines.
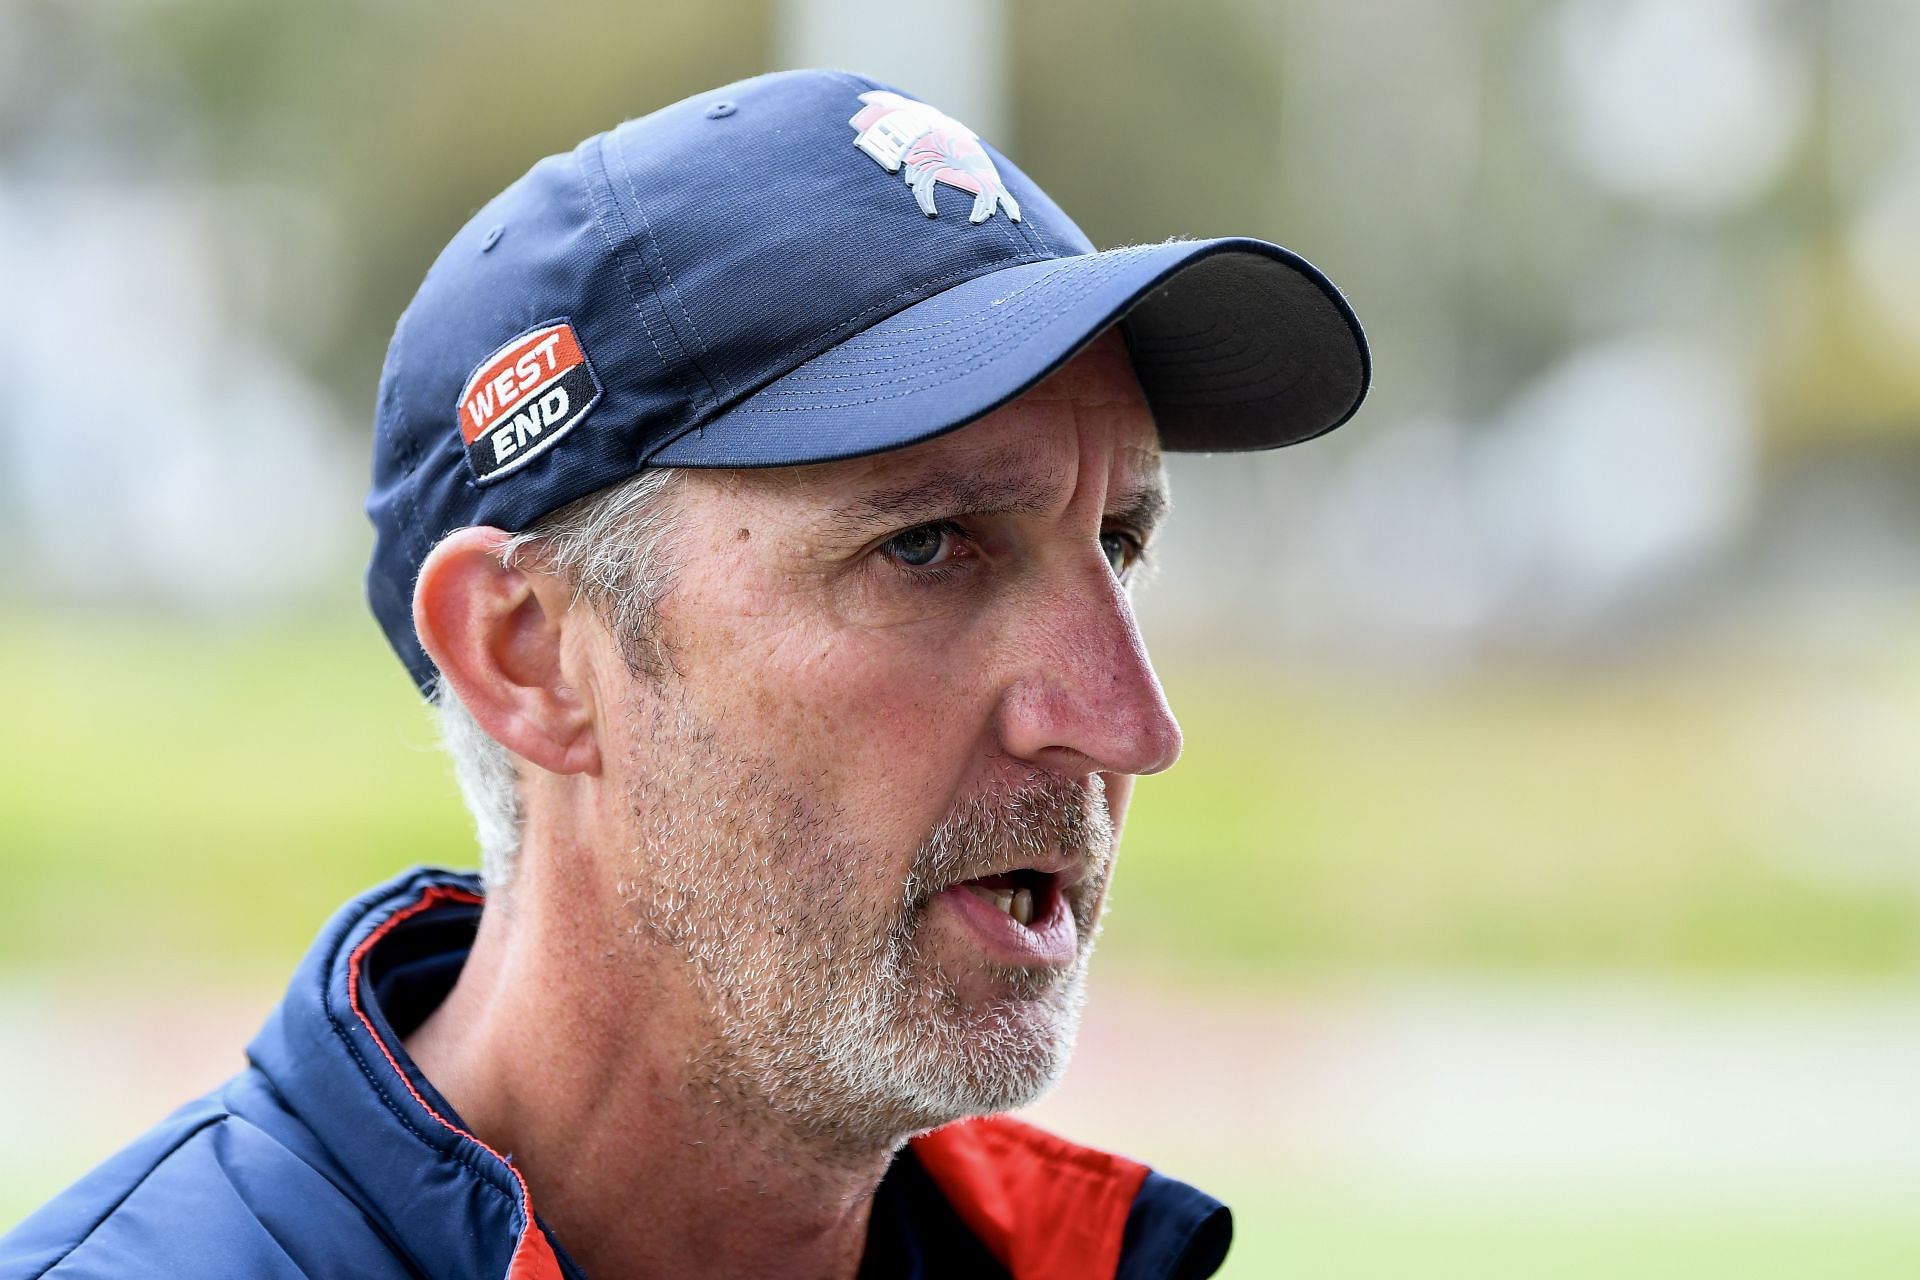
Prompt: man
<box><xmin>2</xmin><ymin>70</ymin><xmax>1366</xmax><ymax>1279</ymax></box>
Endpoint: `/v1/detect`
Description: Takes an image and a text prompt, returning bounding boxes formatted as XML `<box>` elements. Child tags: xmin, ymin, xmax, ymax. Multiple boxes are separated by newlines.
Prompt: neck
<box><xmin>404</xmin><ymin>849</ymin><xmax>896</xmax><ymax>1280</ymax></box>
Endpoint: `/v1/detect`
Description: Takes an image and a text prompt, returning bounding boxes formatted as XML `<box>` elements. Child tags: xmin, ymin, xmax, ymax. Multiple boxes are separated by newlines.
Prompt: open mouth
<box><xmin>954</xmin><ymin>868</ymin><xmax>1061</xmax><ymax>929</ymax></box>
<box><xmin>933</xmin><ymin>862</ymin><xmax>1082</xmax><ymax>967</ymax></box>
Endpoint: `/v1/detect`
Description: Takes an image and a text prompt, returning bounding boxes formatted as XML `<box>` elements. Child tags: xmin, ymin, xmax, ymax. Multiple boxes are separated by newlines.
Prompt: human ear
<box><xmin>412</xmin><ymin>526</ymin><xmax>600</xmax><ymax>777</ymax></box>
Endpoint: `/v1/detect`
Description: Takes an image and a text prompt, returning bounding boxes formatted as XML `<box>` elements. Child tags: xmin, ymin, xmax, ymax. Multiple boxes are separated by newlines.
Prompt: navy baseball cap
<box><xmin>367</xmin><ymin>68</ymin><xmax>1370</xmax><ymax>692</ymax></box>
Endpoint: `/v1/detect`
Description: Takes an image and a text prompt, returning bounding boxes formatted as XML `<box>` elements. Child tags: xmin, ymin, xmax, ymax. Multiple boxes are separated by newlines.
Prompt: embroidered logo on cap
<box><xmin>456</xmin><ymin>321</ymin><xmax>602</xmax><ymax>483</ymax></box>
<box><xmin>849</xmin><ymin>90</ymin><xmax>1022</xmax><ymax>225</ymax></box>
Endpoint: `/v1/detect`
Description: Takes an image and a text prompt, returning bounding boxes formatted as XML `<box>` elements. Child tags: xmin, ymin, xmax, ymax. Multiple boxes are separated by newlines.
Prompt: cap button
<box><xmin>480</xmin><ymin>225</ymin><xmax>504</xmax><ymax>252</ymax></box>
<box><xmin>704</xmin><ymin>101</ymin><xmax>737</xmax><ymax>120</ymax></box>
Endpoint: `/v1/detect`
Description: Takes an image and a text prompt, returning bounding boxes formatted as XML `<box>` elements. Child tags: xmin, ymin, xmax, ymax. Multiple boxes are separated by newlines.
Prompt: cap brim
<box><xmin>646</xmin><ymin>236</ymin><xmax>1369</xmax><ymax>467</ymax></box>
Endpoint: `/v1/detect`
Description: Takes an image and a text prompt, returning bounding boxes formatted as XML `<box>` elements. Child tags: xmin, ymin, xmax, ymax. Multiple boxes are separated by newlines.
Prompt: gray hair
<box><xmin>430</xmin><ymin>466</ymin><xmax>684</xmax><ymax>892</ymax></box>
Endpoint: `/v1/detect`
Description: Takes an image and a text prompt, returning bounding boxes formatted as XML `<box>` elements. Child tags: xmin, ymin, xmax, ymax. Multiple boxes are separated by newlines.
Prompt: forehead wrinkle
<box><xmin>820</xmin><ymin>441</ymin><xmax>1072</xmax><ymax>536</ymax></box>
<box><xmin>1087</xmin><ymin>424</ymin><xmax>1168</xmax><ymax>537</ymax></box>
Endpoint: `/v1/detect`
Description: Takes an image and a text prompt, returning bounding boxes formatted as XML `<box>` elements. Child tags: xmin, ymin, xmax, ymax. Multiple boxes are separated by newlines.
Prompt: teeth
<box><xmin>961</xmin><ymin>881</ymin><xmax>1040</xmax><ymax>926</ymax></box>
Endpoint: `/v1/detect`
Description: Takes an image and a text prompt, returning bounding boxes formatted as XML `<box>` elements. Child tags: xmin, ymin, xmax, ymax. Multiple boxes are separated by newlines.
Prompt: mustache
<box><xmin>904</xmin><ymin>772</ymin><xmax>1114</xmax><ymax>902</ymax></box>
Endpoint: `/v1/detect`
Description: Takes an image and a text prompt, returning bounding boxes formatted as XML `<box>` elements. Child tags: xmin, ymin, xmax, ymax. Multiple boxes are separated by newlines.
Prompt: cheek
<box><xmin>785</xmin><ymin>629</ymin><xmax>989</xmax><ymax>769</ymax></box>
<box><xmin>678</xmin><ymin>611</ymin><xmax>995</xmax><ymax>798</ymax></box>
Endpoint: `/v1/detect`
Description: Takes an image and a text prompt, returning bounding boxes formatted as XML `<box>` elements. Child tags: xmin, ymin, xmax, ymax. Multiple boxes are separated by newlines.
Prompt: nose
<box><xmin>994</xmin><ymin>561</ymin><xmax>1184</xmax><ymax>779</ymax></box>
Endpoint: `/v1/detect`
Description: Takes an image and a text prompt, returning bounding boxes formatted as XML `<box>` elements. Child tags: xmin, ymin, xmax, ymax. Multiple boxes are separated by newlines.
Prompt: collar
<box><xmin>246</xmin><ymin>867</ymin><xmax>1181</xmax><ymax>1280</ymax></box>
<box><xmin>910</xmin><ymin>1117</ymin><xmax>1149</xmax><ymax>1280</ymax></box>
<box><xmin>247</xmin><ymin>868</ymin><xmax>564</xmax><ymax>1280</ymax></box>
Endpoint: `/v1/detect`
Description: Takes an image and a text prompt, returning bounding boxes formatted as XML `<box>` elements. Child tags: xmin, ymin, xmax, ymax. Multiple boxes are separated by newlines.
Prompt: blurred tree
<box><xmin>132</xmin><ymin>0</ymin><xmax>773</xmax><ymax>412</ymax></box>
<box><xmin>1010</xmin><ymin>0</ymin><xmax>1283</xmax><ymax>249</ymax></box>
<box><xmin>33</xmin><ymin>0</ymin><xmax>1908</xmax><ymax>450</ymax></box>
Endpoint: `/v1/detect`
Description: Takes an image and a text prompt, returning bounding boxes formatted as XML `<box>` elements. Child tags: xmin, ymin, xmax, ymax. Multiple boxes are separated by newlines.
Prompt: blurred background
<box><xmin>3</xmin><ymin>0</ymin><xmax>1918</xmax><ymax>1274</ymax></box>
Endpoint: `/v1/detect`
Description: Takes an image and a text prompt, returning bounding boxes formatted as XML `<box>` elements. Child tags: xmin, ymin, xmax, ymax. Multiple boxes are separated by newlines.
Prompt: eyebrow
<box><xmin>822</xmin><ymin>446</ymin><xmax>1169</xmax><ymax>539</ymax></box>
<box><xmin>1108</xmin><ymin>486</ymin><xmax>1169</xmax><ymax>538</ymax></box>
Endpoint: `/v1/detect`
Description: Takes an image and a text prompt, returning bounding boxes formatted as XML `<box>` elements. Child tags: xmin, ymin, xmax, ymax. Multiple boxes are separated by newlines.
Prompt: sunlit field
<box><xmin>4</xmin><ymin>608</ymin><xmax>1919</xmax><ymax>1273</ymax></box>
<box><xmin>1216</xmin><ymin>1179</ymin><xmax>1920</xmax><ymax>1279</ymax></box>
<box><xmin>5</xmin><ymin>609</ymin><xmax>1916</xmax><ymax>982</ymax></box>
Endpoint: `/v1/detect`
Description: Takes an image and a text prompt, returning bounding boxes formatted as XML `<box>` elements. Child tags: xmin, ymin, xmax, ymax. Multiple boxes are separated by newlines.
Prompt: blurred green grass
<box><xmin>0</xmin><ymin>610</ymin><xmax>461</xmax><ymax>983</ymax></box>
<box><xmin>6</xmin><ymin>610</ymin><xmax>1920</xmax><ymax>1271</ymax></box>
<box><xmin>2</xmin><ymin>610</ymin><xmax>1917</xmax><ymax>984</ymax></box>
<box><xmin>1212</xmin><ymin>1178</ymin><xmax>1920</xmax><ymax>1279</ymax></box>
<box><xmin>1112</xmin><ymin>649</ymin><xmax>1920</xmax><ymax>983</ymax></box>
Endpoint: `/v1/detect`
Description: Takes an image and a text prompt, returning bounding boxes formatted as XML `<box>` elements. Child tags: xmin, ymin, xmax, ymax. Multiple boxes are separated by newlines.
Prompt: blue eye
<box><xmin>1100</xmin><ymin>531</ymin><xmax>1141</xmax><ymax>575</ymax></box>
<box><xmin>884</xmin><ymin>523</ymin><xmax>959</xmax><ymax>569</ymax></box>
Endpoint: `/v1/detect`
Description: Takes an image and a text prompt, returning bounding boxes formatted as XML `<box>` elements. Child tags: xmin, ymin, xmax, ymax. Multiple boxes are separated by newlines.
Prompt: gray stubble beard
<box><xmin>615</xmin><ymin>694</ymin><xmax>1116</xmax><ymax>1161</ymax></box>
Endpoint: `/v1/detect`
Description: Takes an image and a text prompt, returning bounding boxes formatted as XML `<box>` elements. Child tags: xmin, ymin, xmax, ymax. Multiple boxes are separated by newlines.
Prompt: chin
<box><xmin>881</xmin><ymin>960</ymin><xmax>1092</xmax><ymax>1135</ymax></box>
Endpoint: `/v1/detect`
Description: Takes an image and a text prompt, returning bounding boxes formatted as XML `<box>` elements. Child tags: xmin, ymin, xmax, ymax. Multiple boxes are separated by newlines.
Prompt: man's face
<box><xmin>596</xmin><ymin>331</ymin><xmax>1181</xmax><ymax>1153</ymax></box>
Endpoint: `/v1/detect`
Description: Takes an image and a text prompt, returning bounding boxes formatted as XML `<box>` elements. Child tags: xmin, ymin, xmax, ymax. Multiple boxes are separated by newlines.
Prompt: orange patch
<box><xmin>458</xmin><ymin>323</ymin><xmax>589</xmax><ymax>444</ymax></box>
<box><xmin>456</xmin><ymin>320</ymin><xmax>603</xmax><ymax>483</ymax></box>
<box><xmin>911</xmin><ymin>1115</ymin><xmax>1149</xmax><ymax>1279</ymax></box>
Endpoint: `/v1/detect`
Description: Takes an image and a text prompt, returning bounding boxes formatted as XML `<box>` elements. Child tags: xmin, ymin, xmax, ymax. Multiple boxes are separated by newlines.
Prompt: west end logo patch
<box><xmin>849</xmin><ymin>90</ymin><xmax>1022</xmax><ymax>225</ymax></box>
<box><xmin>457</xmin><ymin>321</ymin><xmax>601</xmax><ymax>483</ymax></box>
